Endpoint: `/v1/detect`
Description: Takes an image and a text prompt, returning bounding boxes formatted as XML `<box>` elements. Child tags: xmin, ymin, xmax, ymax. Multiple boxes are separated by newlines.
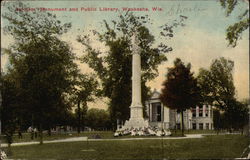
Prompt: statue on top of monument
<box><xmin>131</xmin><ymin>31</ymin><xmax>141</xmax><ymax>54</ymax></box>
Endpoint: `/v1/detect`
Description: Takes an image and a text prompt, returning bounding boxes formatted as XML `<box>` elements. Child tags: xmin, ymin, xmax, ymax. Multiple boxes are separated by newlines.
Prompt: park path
<box><xmin>0</xmin><ymin>134</ymin><xmax>203</xmax><ymax>147</ymax></box>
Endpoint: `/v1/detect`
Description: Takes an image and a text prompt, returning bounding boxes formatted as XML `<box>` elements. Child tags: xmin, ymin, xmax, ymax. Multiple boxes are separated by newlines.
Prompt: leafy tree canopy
<box><xmin>70</xmin><ymin>73</ymin><xmax>100</xmax><ymax>133</ymax></box>
<box><xmin>86</xmin><ymin>108</ymin><xmax>111</xmax><ymax>130</ymax></box>
<box><xmin>160</xmin><ymin>58</ymin><xmax>200</xmax><ymax>110</ymax></box>
<box><xmin>198</xmin><ymin>57</ymin><xmax>249</xmax><ymax>131</ymax></box>
<box><xmin>77</xmin><ymin>12</ymin><xmax>185</xmax><ymax>122</ymax></box>
<box><xmin>220</xmin><ymin>0</ymin><xmax>249</xmax><ymax>47</ymax></box>
<box><xmin>2</xmin><ymin>2</ymin><xmax>78</xmax><ymax>141</ymax></box>
<box><xmin>197</xmin><ymin>57</ymin><xmax>235</xmax><ymax>110</ymax></box>
<box><xmin>160</xmin><ymin>58</ymin><xmax>200</xmax><ymax>135</ymax></box>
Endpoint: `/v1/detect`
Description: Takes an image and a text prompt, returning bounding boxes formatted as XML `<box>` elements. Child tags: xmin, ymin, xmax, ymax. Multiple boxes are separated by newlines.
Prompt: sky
<box><xmin>1</xmin><ymin>0</ymin><xmax>249</xmax><ymax>110</ymax></box>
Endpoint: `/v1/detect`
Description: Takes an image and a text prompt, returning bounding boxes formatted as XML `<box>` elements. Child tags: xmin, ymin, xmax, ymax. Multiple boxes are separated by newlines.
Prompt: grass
<box><xmin>0</xmin><ymin>129</ymin><xmax>230</xmax><ymax>143</ymax></box>
<box><xmin>2</xmin><ymin>134</ymin><xmax>249</xmax><ymax>159</ymax></box>
<box><xmin>170</xmin><ymin>129</ymin><xmax>220</xmax><ymax>136</ymax></box>
<box><xmin>0</xmin><ymin>131</ymin><xmax>114</xmax><ymax>143</ymax></box>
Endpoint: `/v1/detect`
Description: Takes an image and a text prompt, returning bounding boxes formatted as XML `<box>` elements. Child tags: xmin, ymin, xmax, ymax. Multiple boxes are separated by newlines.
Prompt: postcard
<box><xmin>1</xmin><ymin>0</ymin><xmax>249</xmax><ymax>159</ymax></box>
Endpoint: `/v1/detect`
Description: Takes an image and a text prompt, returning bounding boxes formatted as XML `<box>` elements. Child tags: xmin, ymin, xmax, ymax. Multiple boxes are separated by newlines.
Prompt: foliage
<box><xmin>160</xmin><ymin>58</ymin><xmax>200</xmax><ymax>135</ymax></box>
<box><xmin>197</xmin><ymin>57</ymin><xmax>235</xmax><ymax>110</ymax></box>
<box><xmin>0</xmin><ymin>74</ymin><xmax>20</xmax><ymax>146</ymax></box>
<box><xmin>77</xmin><ymin>12</ymin><xmax>185</xmax><ymax>123</ymax></box>
<box><xmin>224</xmin><ymin>100</ymin><xmax>249</xmax><ymax>130</ymax></box>
<box><xmin>86</xmin><ymin>108</ymin><xmax>111</xmax><ymax>130</ymax></box>
<box><xmin>198</xmin><ymin>57</ymin><xmax>248</xmax><ymax>131</ymax></box>
<box><xmin>2</xmin><ymin>2</ymin><xmax>78</xmax><ymax>144</ymax></box>
<box><xmin>213</xmin><ymin>101</ymin><xmax>248</xmax><ymax>131</ymax></box>
<box><xmin>219</xmin><ymin>0</ymin><xmax>249</xmax><ymax>47</ymax></box>
<box><xmin>213</xmin><ymin>109</ymin><xmax>225</xmax><ymax>132</ymax></box>
<box><xmin>70</xmin><ymin>74</ymin><xmax>99</xmax><ymax>133</ymax></box>
<box><xmin>160</xmin><ymin>58</ymin><xmax>200</xmax><ymax>110</ymax></box>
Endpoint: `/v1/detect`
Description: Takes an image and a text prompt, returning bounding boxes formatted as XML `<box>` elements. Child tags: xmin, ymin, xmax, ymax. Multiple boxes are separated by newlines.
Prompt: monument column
<box><xmin>130</xmin><ymin>32</ymin><xmax>143</xmax><ymax>119</ymax></box>
<box><xmin>121</xmin><ymin>31</ymin><xmax>148</xmax><ymax>130</ymax></box>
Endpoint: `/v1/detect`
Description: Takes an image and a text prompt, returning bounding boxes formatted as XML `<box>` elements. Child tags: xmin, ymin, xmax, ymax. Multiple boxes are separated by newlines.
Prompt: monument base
<box><xmin>114</xmin><ymin>119</ymin><xmax>172</xmax><ymax>137</ymax></box>
<box><xmin>121</xmin><ymin>118</ymin><xmax>149</xmax><ymax>130</ymax></box>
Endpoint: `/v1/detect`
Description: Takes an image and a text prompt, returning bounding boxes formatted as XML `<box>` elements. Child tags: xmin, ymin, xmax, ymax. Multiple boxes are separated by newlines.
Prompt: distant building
<box><xmin>145</xmin><ymin>89</ymin><xmax>214</xmax><ymax>130</ymax></box>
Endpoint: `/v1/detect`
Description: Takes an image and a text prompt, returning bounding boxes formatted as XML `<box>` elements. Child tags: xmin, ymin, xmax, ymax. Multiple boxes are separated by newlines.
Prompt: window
<box><xmin>192</xmin><ymin>123</ymin><xmax>196</xmax><ymax>130</ymax></box>
<box><xmin>205</xmin><ymin>108</ymin><xmax>208</xmax><ymax>117</ymax></box>
<box><xmin>199</xmin><ymin>123</ymin><xmax>203</xmax><ymax>130</ymax></box>
<box><xmin>192</xmin><ymin>112</ymin><xmax>196</xmax><ymax>117</ymax></box>
<box><xmin>192</xmin><ymin>108</ymin><xmax>196</xmax><ymax>117</ymax></box>
<box><xmin>199</xmin><ymin>107</ymin><xmax>203</xmax><ymax>117</ymax></box>
<box><xmin>206</xmin><ymin>123</ymin><xmax>209</xmax><ymax>130</ymax></box>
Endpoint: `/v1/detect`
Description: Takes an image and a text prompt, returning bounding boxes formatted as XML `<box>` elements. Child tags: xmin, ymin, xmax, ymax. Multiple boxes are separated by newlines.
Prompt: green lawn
<box><xmin>3</xmin><ymin>135</ymin><xmax>249</xmax><ymax>159</ymax></box>
<box><xmin>1</xmin><ymin>130</ymin><xmax>222</xmax><ymax>143</ymax></box>
<box><xmin>170</xmin><ymin>129</ymin><xmax>223</xmax><ymax>136</ymax></box>
<box><xmin>1</xmin><ymin>131</ymin><xmax>115</xmax><ymax>143</ymax></box>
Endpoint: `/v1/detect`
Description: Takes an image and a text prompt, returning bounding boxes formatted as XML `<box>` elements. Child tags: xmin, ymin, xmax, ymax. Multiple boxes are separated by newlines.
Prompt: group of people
<box><xmin>27</xmin><ymin>126</ymin><xmax>38</xmax><ymax>140</ymax></box>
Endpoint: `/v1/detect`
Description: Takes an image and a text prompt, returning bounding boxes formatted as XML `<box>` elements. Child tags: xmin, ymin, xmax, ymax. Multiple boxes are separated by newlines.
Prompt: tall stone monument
<box><xmin>121</xmin><ymin>32</ymin><xmax>149</xmax><ymax>130</ymax></box>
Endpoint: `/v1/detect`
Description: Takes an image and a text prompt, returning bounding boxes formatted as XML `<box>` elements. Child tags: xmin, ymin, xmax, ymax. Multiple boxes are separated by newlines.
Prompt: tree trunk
<box><xmin>77</xmin><ymin>100</ymin><xmax>81</xmax><ymax>134</ymax></box>
<box><xmin>39</xmin><ymin>123</ymin><xmax>43</xmax><ymax>145</ymax></box>
<box><xmin>81</xmin><ymin>112</ymin><xmax>84</xmax><ymax>132</ymax></box>
<box><xmin>181</xmin><ymin>110</ymin><xmax>184</xmax><ymax>136</ymax></box>
<box><xmin>48</xmin><ymin>128</ymin><xmax>51</xmax><ymax>136</ymax></box>
<box><xmin>7</xmin><ymin>145</ymin><xmax>12</xmax><ymax>156</ymax></box>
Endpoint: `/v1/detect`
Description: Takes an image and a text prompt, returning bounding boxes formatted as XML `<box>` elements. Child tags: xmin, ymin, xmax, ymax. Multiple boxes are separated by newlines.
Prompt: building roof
<box><xmin>150</xmin><ymin>89</ymin><xmax>161</xmax><ymax>99</ymax></box>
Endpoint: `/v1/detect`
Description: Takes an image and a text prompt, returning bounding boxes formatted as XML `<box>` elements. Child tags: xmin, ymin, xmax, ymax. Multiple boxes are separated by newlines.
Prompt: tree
<box><xmin>160</xmin><ymin>58</ymin><xmax>200</xmax><ymax>136</ymax></box>
<box><xmin>224</xmin><ymin>100</ymin><xmax>249</xmax><ymax>132</ymax></box>
<box><xmin>212</xmin><ymin>101</ymin><xmax>248</xmax><ymax>133</ymax></box>
<box><xmin>198</xmin><ymin>57</ymin><xmax>248</xmax><ymax>131</ymax></box>
<box><xmin>213</xmin><ymin>109</ymin><xmax>225</xmax><ymax>133</ymax></box>
<box><xmin>71</xmin><ymin>74</ymin><xmax>99</xmax><ymax>133</ymax></box>
<box><xmin>86</xmin><ymin>108</ymin><xmax>111</xmax><ymax>130</ymax></box>
<box><xmin>0</xmin><ymin>74</ymin><xmax>20</xmax><ymax>147</ymax></box>
<box><xmin>219</xmin><ymin>1</ymin><xmax>249</xmax><ymax>135</ymax></box>
<box><xmin>197</xmin><ymin>57</ymin><xmax>235</xmax><ymax>110</ymax></box>
<box><xmin>77</xmin><ymin>13</ymin><xmax>185</xmax><ymax>125</ymax></box>
<box><xmin>2</xmin><ymin>2</ymin><xmax>77</xmax><ymax>144</ymax></box>
<box><xmin>219</xmin><ymin>0</ymin><xmax>249</xmax><ymax>47</ymax></box>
